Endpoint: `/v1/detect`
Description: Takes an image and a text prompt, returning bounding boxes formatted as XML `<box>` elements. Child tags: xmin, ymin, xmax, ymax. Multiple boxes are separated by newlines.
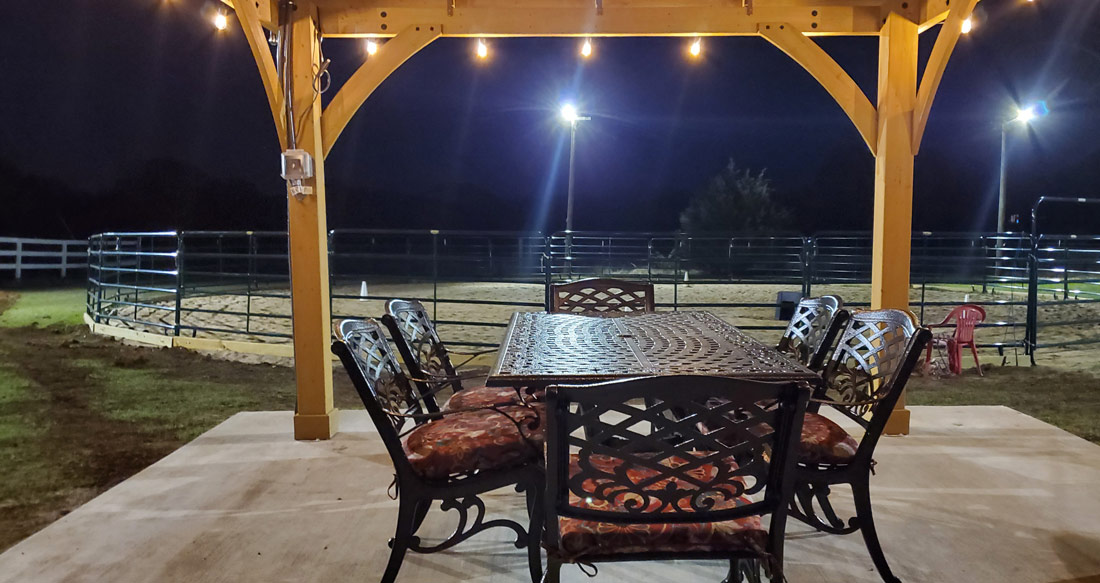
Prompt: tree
<box><xmin>679</xmin><ymin>159</ymin><xmax>790</xmax><ymax>233</ymax></box>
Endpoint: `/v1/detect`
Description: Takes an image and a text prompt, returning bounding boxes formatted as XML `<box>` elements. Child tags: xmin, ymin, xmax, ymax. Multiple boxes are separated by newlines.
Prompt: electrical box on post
<box><xmin>281</xmin><ymin>149</ymin><xmax>314</xmax><ymax>181</ymax></box>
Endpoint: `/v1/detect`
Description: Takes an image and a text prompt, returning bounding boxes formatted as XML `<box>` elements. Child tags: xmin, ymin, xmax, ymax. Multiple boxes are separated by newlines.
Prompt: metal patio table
<box><xmin>486</xmin><ymin>311</ymin><xmax>819</xmax><ymax>387</ymax></box>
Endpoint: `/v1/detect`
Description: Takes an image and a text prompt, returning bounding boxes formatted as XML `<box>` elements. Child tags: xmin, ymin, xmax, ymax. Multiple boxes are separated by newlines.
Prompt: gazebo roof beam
<box><xmin>222</xmin><ymin>0</ymin><xmax>962</xmax><ymax>37</ymax></box>
<box><xmin>310</xmin><ymin>0</ymin><xmax>894</xmax><ymax>38</ymax></box>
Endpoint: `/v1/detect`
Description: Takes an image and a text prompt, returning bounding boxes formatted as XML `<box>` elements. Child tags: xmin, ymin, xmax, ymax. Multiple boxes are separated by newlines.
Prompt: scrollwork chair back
<box><xmin>382</xmin><ymin>299</ymin><xmax>460</xmax><ymax>395</ymax></box>
<box><xmin>776</xmin><ymin>295</ymin><xmax>848</xmax><ymax>371</ymax></box>
<box><xmin>550</xmin><ymin>278</ymin><xmax>655</xmax><ymax>315</ymax></box>
<box><xmin>540</xmin><ymin>375</ymin><xmax>810</xmax><ymax>580</ymax></box>
<box><xmin>819</xmin><ymin>309</ymin><xmax>931</xmax><ymax>439</ymax></box>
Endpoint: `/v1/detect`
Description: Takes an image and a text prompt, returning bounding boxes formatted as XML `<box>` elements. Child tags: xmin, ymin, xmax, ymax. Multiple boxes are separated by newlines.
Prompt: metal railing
<box><xmin>84</xmin><ymin>229</ymin><xmax>1100</xmax><ymax>357</ymax></box>
<box><xmin>0</xmin><ymin>237</ymin><xmax>88</xmax><ymax>279</ymax></box>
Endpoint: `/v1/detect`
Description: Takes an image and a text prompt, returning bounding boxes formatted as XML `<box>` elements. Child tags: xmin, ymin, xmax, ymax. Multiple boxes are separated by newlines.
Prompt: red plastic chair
<box><xmin>925</xmin><ymin>304</ymin><xmax>986</xmax><ymax>376</ymax></box>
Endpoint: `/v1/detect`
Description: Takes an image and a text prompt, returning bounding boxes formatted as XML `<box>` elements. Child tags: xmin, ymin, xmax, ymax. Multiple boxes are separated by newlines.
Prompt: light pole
<box><xmin>561</xmin><ymin>103</ymin><xmax>590</xmax><ymax>260</ymax></box>
<box><xmin>998</xmin><ymin>102</ymin><xmax>1047</xmax><ymax>232</ymax></box>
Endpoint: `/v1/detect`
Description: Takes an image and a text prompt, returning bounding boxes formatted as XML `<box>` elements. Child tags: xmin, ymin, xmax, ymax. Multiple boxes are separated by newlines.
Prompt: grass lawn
<box><xmin>908</xmin><ymin>365</ymin><xmax>1100</xmax><ymax>444</ymax></box>
<box><xmin>0</xmin><ymin>288</ymin><xmax>360</xmax><ymax>552</ymax></box>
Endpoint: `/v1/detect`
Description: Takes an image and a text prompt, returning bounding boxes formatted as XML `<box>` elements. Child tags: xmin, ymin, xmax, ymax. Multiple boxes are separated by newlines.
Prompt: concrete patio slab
<box><xmin>2</xmin><ymin>406</ymin><xmax>1098</xmax><ymax>583</ymax></box>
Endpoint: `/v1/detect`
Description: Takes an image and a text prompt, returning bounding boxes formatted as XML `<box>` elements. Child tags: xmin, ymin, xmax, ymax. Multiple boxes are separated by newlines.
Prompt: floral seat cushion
<box><xmin>556</xmin><ymin>453</ymin><xmax>768</xmax><ymax>560</ymax></box>
<box><xmin>799</xmin><ymin>412</ymin><xmax>859</xmax><ymax>465</ymax></box>
<box><xmin>443</xmin><ymin>385</ymin><xmax>544</xmax><ymax>411</ymax></box>
<box><xmin>402</xmin><ymin>404</ymin><xmax>545</xmax><ymax>480</ymax></box>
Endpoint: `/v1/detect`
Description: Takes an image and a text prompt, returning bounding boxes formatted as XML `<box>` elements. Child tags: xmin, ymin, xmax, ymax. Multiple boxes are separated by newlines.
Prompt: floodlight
<box><xmin>561</xmin><ymin>103</ymin><xmax>579</xmax><ymax>123</ymax></box>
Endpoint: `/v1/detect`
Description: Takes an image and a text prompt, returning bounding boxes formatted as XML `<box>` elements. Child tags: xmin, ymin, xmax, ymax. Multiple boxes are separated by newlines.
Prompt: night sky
<box><xmin>2</xmin><ymin>1</ymin><xmax>1099</xmax><ymax>234</ymax></box>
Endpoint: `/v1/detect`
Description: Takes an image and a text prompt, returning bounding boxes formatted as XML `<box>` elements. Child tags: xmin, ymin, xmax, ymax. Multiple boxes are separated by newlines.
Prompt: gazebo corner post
<box><xmin>872</xmin><ymin>11</ymin><xmax>919</xmax><ymax>436</ymax></box>
<box><xmin>287</xmin><ymin>8</ymin><xmax>337</xmax><ymax>441</ymax></box>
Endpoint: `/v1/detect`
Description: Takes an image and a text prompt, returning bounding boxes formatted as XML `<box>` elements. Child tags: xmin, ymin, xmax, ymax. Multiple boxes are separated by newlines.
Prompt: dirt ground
<box><xmin>119</xmin><ymin>281</ymin><xmax>1100</xmax><ymax>374</ymax></box>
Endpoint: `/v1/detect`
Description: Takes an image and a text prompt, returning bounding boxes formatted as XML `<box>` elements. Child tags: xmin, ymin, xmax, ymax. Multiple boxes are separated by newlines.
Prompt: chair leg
<box><xmin>852</xmin><ymin>481</ymin><xmax>902</xmax><ymax>583</ymax></box>
<box><xmin>383</xmin><ymin>497</ymin><xmax>419</xmax><ymax>583</ymax></box>
<box><xmin>412</xmin><ymin>499</ymin><xmax>432</xmax><ymax>532</ymax></box>
<box><xmin>970</xmin><ymin>343</ymin><xmax>983</xmax><ymax>376</ymax></box>
<box><xmin>541</xmin><ymin>557</ymin><xmax>561</xmax><ymax>583</ymax></box>
<box><xmin>525</xmin><ymin>486</ymin><xmax>544</xmax><ymax>583</ymax></box>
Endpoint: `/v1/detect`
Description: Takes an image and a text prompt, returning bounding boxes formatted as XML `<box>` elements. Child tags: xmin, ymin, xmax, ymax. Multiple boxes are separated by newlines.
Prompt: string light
<box><xmin>689</xmin><ymin>38</ymin><xmax>702</xmax><ymax>58</ymax></box>
<box><xmin>213</xmin><ymin>10</ymin><xmax>228</xmax><ymax>31</ymax></box>
<box><xmin>961</xmin><ymin>17</ymin><xmax>973</xmax><ymax>34</ymax></box>
<box><xmin>365</xmin><ymin>39</ymin><xmax>379</xmax><ymax>56</ymax></box>
<box><xmin>580</xmin><ymin>38</ymin><xmax>593</xmax><ymax>58</ymax></box>
<box><xmin>476</xmin><ymin>39</ymin><xmax>489</xmax><ymax>59</ymax></box>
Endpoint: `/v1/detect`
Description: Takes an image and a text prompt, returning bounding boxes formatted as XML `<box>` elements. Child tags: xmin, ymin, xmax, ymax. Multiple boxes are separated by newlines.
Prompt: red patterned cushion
<box><xmin>800</xmin><ymin>413</ymin><xmax>859</xmax><ymax>464</ymax></box>
<box><xmin>443</xmin><ymin>385</ymin><xmax>544</xmax><ymax>411</ymax></box>
<box><xmin>402</xmin><ymin>404</ymin><xmax>545</xmax><ymax>479</ymax></box>
<box><xmin>556</xmin><ymin>454</ymin><xmax>768</xmax><ymax>559</ymax></box>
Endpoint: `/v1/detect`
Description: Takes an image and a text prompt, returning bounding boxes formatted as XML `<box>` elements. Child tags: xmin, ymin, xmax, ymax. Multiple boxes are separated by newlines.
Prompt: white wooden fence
<box><xmin>0</xmin><ymin>237</ymin><xmax>88</xmax><ymax>279</ymax></box>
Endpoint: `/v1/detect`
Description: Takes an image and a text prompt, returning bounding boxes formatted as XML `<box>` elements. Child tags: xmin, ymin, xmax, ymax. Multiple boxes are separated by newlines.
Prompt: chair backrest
<box><xmin>542</xmin><ymin>375</ymin><xmax>809</xmax><ymax>558</ymax></box>
<box><xmin>776</xmin><ymin>295</ymin><xmax>848</xmax><ymax>370</ymax></box>
<box><xmin>820</xmin><ymin>310</ymin><xmax>932</xmax><ymax>458</ymax></box>
<box><xmin>549</xmin><ymin>278</ymin><xmax>655</xmax><ymax>315</ymax></box>
<box><xmin>381</xmin><ymin>299</ymin><xmax>462</xmax><ymax>395</ymax></box>
<box><xmin>331</xmin><ymin>319</ymin><xmax>440</xmax><ymax>471</ymax></box>
<box><xmin>945</xmin><ymin>304</ymin><xmax>986</xmax><ymax>344</ymax></box>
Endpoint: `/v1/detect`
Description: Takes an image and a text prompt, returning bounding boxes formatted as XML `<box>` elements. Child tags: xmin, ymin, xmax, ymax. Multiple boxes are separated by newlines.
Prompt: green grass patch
<box><xmin>77</xmin><ymin>358</ymin><xmax>296</xmax><ymax>442</ymax></box>
<box><xmin>0</xmin><ymin>289</ymin><xmax>88</xmax><ymax>328</ymax></box>
<box><xmin>909</xmin><ymin>365</ymin><xmax>1100</xmax><ymax>444</ymax></box>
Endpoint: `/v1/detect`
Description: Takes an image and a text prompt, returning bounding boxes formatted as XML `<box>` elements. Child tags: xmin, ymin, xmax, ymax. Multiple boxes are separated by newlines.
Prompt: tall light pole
<box><xmin>998</xmin><ymin>102</ymin><xmax>1047</xmax><ymax>232</ymax></box>
<box><xmin>561</xmin><ymin>103</ymin><xmax>590</xmax><ymax>259</ymax></box>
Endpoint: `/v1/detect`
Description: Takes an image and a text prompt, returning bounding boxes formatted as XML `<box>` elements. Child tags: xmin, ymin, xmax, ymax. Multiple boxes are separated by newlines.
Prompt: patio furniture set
<box><xmin>331</xmin><ymin>278</ymin><xmax>932</xmax><ymax>583</ymax></box>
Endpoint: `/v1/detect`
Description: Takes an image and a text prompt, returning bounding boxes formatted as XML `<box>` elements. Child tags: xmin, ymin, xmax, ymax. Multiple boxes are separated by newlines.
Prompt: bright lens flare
<box><xmin>580</xmin><ymin>39</ymin><xmax>593</xmax><ymax>58</ymax></box>
<box><xmin>561</xmin><ymin>103</ymin><xmax>579</xmax><ymax>123</ymax></box>
<box><xmin>1015</xmin><ymin>107</ymin><xmax>1037</xmax><ymax>123</ymax></box>
<box><xmin>213</xmin><ymin>11</ymin><xmax>228</xmax><ymax>31</ymax></box>
<box><xmin>689</xmin><ymin>38</ymin><xmax>702</xmax><ymax>58</ymax></box>
<box><xmin>365</xmin><ymin>40</ymin><xmax>379</xmax><ymax>55</ymax></box>
<box><xmin>960</xmin><ymin>17</ymin><xmax>973</xmax><ymax>34</ymax></box>
<box><xmin>476</xmin><ymin>39</ymin><xmax>489</xmax><ymax>59</ymax></box>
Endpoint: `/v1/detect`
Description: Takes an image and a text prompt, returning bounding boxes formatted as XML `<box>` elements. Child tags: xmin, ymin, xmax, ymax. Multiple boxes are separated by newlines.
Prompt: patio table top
<box><xmin>486</xmin><ymin>310</ymin><xmax>818</xmax><ymax>387</ymax></box>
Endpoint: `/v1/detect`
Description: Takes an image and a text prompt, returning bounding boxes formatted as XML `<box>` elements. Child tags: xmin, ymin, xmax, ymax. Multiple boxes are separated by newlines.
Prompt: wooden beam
<box><xmin>288</xmin><ymin>9</ymin><xmax>338</xmax><ymax>440</ymax></box>
<box><xmin>222</xmin><ymin>0</ymin><xmax>279</xmax><ymax>29</ymax></box>
<box><xmin>316</xmin><ymin>3</ymin><xmax>885</xmax><ymax>37</ymax></box>
<box><xmin>911</xmin><ymin>0</ymin><xmax>978</xmax><ymax>153</ymax></box>
<box><xmin>321</xmin><ymin>24</ymin><xmax>441</xmax><ymax>157</ymax></box>
<box><xmin>233</xmin><ymin>0</ymin><xmax>287</xmax><ymax>149</ymax></box>
<box><xmin>872</xmin><ymin>12</ymin><xmax>918</xmax><ymax>435</ymax></box>
<box><xmin>759</xmin><ymin>23</ymin><xmax>878</xmax><ymax>155</ymax></box>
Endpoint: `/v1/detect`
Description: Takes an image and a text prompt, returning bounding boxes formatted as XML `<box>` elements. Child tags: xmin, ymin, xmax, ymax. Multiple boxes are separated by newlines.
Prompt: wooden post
<box><xmin>289</xmin><ymin>10</ymin><xmax>337</xmax><ymax>440</ymax></box>
<box><xmin>872</xmin><ymin>12</ymin><xmax>918</xmax><ymax>435</ymax></box>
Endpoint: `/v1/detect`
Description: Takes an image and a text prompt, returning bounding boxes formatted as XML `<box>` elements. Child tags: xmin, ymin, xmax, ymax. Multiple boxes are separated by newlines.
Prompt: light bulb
<box><xmin>689</xmin><ymin>38</ymin><xmax>702</xmax><ymax>58</ymax></box>
<box><xmin>476</xmin><ymin>39</ymin><xmax>489</xmax><ymax>59</ymax></box>
<box><xmin>213</xmin><ymin>11</ymin><xmax>228</xmax><ymax>31</ymax></box>
<box><xmin>581</xmin><ymin>39</ymin><xmax>593</xmax><ymax>58</ymax></box>
<box><xmin>365</xmin><ymin>40</ymin><xmax>378</xmax><ymax>56</ymax></box>
<box><xmin>961</xmin><ymin>17</ymin><xmax>973</xmax><ymax>34</ymax></box>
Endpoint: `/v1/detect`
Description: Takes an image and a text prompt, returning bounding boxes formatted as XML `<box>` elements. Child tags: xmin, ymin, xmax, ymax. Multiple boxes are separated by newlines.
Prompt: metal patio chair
<box><xmin>776</xmin><ymin>295</ymin><xmax>849</xmax><ymax>371</ymax></box>
<box><xmin>549</xmin><ymin>278</ymin><xmax>655</xmax><ymax>315</ymax></box>
<box><xmin>382</xmin><ymin>299</ymin><xmax>538</xmax><ymax>411</ymax></box>
<box><xmin>790</xmin><ymin>309</ymin><xmax>932</xmax><ymax>583</ymax></box>
<box><xmin>537</xmin><ymin>375</ymin><xmax>811</xmax><ymax>583</ymax></box>
<box><xmin>332</xmin><ymin>318</ymin><xmax>545</xmax><ymax>583</ymax></box>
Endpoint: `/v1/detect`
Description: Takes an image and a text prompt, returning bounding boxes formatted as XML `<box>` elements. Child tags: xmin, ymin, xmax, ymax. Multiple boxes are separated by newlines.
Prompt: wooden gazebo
<box><xmin>220</xmin><ymin>0</ymin><xmax>980</xmax><ymax>439</ymax></box>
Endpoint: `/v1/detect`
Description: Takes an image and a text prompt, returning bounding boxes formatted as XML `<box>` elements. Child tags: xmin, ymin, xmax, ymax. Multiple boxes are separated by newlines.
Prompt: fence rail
<box><xmin>85</xmin><ymin>229</ymin><xmax>1100</xmax><ymax>360</ymax></box>
<box><xmin>0</xmin><ymin>237</ymin><xmax>88</xmax><ymax>279</ymax></box>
